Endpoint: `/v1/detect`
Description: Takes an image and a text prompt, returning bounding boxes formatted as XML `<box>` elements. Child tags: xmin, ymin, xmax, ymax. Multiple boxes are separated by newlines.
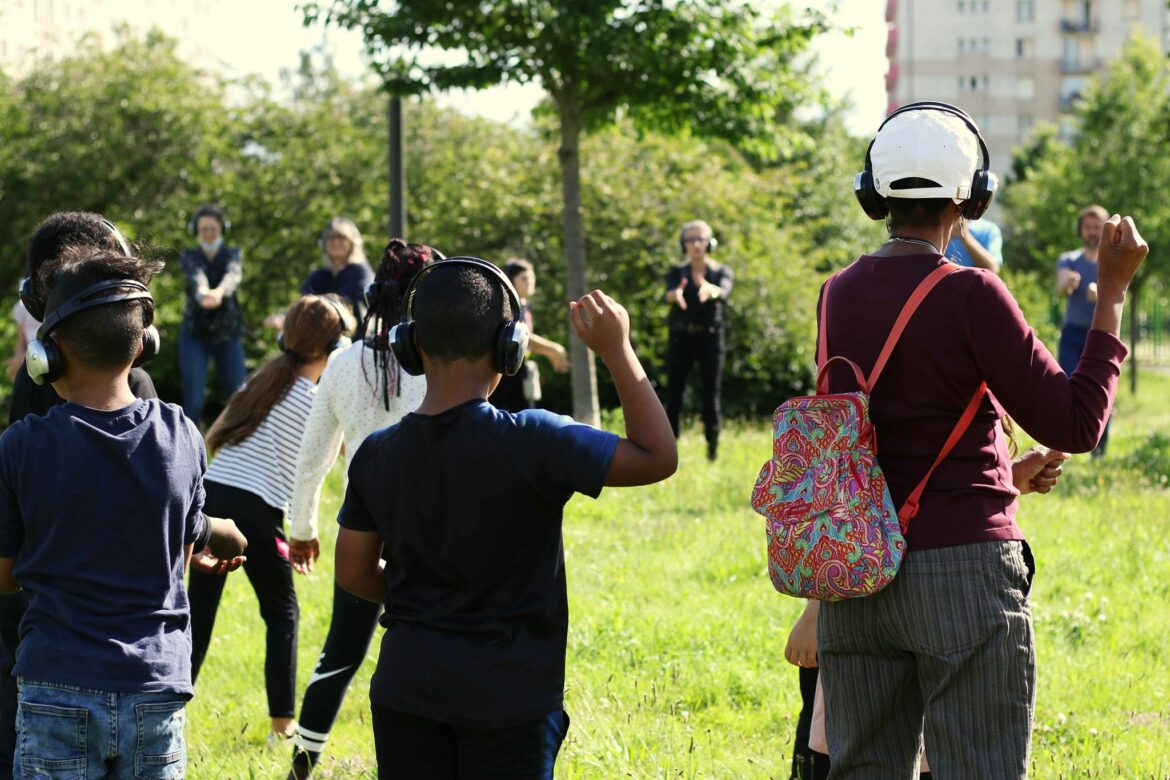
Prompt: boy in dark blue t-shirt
<box><xmin>0</xmin><ymin>247</ymin><xmax>245</xmax><ymax>779</ymax></box>
<box><xmin>335</xmin><ymin>259</ymin><xmax>677</xmax><ymax>778</ymax></box>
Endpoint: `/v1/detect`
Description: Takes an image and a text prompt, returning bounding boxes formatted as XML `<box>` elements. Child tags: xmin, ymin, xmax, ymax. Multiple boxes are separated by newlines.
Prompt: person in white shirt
<box><xmin>286</xmin><ymin>239</ymin><xmax>440</xmax><ymax>780</ymax></box>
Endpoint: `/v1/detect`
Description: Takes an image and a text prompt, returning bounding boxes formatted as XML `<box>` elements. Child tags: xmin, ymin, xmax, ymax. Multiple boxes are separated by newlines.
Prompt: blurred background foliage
<box><xmin>2</xmin><ymin>30</ymin><xmax>1165</xmax><ymax>424</ymax></box>
<box><xmin>0</xmin><ymin>31</ymin><xmax>883</xmax><ymax>421</ymax></box>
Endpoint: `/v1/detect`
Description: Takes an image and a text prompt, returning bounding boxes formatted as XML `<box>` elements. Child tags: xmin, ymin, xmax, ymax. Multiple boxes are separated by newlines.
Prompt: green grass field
<box><xmin>187</xmin><ymin>371</ymin><xmax>1170</xmax><ymax>779</ymax></box>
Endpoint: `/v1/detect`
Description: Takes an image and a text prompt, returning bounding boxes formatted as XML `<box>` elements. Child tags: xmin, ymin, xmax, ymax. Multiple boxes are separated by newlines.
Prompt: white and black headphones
<box><xmin>25</xmin><ymin>276</ymin><xmax>160</xmax><ymax>386</ymax></box>
<box><xmin>389</xmin><ymin>257</ymin><xmax>530</xmax><ymax>377</ymax></box>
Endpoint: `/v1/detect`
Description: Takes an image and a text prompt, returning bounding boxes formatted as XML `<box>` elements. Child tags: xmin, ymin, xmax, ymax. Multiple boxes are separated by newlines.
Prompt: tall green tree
<box><xmin>303</xmin><ymin>0</ymin><xmax>827</xmax><ymax>425</ymax></box>
<box><xmin>1003</xmin><ymin>33</ymin><xmax>1170</xmax><ymax>391</ymax></box>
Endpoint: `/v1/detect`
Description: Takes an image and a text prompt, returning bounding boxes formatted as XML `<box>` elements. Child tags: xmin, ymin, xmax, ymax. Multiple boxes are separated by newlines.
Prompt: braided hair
<box><xmin>363</xmin><ymin>238</ymin><xmax>442</xmax><ymax>410</ymax></box>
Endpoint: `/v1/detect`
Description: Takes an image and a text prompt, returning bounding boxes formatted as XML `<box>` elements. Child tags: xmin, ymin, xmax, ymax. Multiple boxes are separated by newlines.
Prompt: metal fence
<box><xmin>1129</xmin><ymin>277</ymin><xmax>1170</xmax><ymax>367</ymax></box>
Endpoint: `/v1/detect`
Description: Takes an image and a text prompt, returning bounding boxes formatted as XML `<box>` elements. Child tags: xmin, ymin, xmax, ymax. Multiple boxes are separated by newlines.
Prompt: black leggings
<box><xmin>665</xmin><ymin>328</ymin><xmax>724</xmax><ymax>453</ymax></box>
<box><xmin>293</xmin><ymin>583</ymin><xmax>381</xmax><ymax>761</ymax></box>
<box><xmin>189</xmin><ymin>481</ymin><xmax>299</xmax><ymax>718</ymax></box>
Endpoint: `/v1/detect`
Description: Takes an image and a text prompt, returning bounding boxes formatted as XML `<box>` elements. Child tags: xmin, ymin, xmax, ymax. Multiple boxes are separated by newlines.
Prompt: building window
<box><xmin>970</xmin><ymin>76</ymin><xmax>979</xmax><ymax>91</ymax></box>
<box><xmin>982</xmin><ymin>0</ymin><xmax>990</xmax><ymax>11</ymax></box>
<box><xmin>958</xmin><ymin>0</ymin><xmax>965</xmax><ymax>11</ymax></box>
<box><xmin>983</xmin><ymin>37</ymin><xmax>991</xmax><ymax>53</ymax></box>
<box><xmin>1017</xmin><ymin>76</ymin><xmax>1035</xmax><ymax>99</ymax></box>
<box><xmin>1016</xmin><ymin>37</ymin><xmax>1034</xmax><ymax>57</ymax></box>
<box><xmin>1017</xmin><ymin>0</ymin><xmax>1035</xmax><ymax>22</ymax></box>
<box><xmin>1018</xmin><ymin>115</ymin><xmax>1034</xmax><ymax>135</ymax></box>
<box><xmin>1124</xmin><ymin>0</ymin><xmax>1139</xmax><ymax>18</ymax></box>
<box><xmin>959</xmin><ymin>39</ymin><xmax>966</xmax><ymax>54</ymax></box>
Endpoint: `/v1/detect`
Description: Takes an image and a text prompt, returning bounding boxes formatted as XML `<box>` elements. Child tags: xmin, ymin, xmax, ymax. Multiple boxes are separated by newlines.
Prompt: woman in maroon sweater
<box><xmin>814</xmin><ymin>104</ymin><xmax>1148</xmax><ymax>778</ymax></box>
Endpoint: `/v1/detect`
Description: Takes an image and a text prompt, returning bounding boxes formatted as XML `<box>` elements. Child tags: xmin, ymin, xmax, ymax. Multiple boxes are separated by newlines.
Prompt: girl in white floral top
<box><xmin>286</xmin><ymin>239</ymin><xmax>439</xmax><ymax>780</ymax></box>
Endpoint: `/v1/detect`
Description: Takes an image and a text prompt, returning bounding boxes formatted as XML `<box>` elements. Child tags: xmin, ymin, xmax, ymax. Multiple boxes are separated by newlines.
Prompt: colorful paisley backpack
<box><xmin>751</xmin><ymin>263</ymin><xmax>986</xmax><ymax>601</ymax></box>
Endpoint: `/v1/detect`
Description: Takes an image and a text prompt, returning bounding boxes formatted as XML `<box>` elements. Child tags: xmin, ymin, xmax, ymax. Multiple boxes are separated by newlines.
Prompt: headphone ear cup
<box><xmin>25</xmin><ymin>338</ymin><xmax>62</xmax><ymax>386</ymax></box>
<box><xmin>962</xmin><ymin>170</ymin><xmax>997</xmax><ymax>220</ymax></box>
<box><xmin>390</xmin><ymin>321</ymin><xmax>424</xmax><ymax>376</ymax></box>
<box><xmin>497</xmin><ymin>321</ymin><xmax>530</xmax><ymax>376</ymax></box>
<box><xmin>854</xmin><ymin>171</ymin><xmax>888</xmax><ymax>220</ymax></box>
<box><xmin>134</xmin><ymin>326</ymin><xmax>161</xmax><ymax>368</ymax></box>
<box><xmin>364</xmin><ymin>282</ymin><xmax>381</xmax><ymax>309</ymax></box>
<box><xmin>707</xmin><ymin>236</ymin><xmax>718</xmax><ymax>253</ymax></box>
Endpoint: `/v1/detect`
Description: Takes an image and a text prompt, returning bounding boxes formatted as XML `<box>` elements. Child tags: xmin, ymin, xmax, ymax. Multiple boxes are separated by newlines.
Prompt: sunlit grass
<box><xmin>187</xmin><ymin>371</ymin><xmax>1170</xmax><ymax>778</ymax></box>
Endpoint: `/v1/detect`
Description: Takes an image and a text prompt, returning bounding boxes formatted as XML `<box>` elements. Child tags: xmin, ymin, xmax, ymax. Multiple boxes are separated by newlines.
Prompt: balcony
<box><xmin>1061</xmin><ymin>58</ymin><xmax>1101</xmax><ymax>73</ymax></box>
<box><xmin>1061</xmin><ymin>18</ymin><xmax>1100</xmax><ymax>33</ymax></box>
<box><xmin>1060</xmin><ymin>93</ymin><xmax>1084</xmax><ymax>112</ymax></box>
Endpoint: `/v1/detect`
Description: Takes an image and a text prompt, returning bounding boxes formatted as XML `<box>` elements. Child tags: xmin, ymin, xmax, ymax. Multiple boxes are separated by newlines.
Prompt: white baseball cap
<box><xmin>870</xmin><ymin>109</ymin><xmax>982</xmax><ymax>202</ymax></box>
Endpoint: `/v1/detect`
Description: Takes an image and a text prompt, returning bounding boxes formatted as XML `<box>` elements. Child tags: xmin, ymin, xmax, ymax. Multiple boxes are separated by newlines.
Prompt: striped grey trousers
<box><xmin>817</xmin><ymin>540</ymin><xmax>1035</xmax><ymax>779</ymax></box>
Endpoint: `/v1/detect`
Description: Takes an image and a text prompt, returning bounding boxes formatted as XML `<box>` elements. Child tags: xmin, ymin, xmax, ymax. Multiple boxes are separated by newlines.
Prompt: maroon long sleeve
<box><xmin>819</xmin><ymin>254</ymin><xmax>1125</xmax><ymax>550</ymax></box>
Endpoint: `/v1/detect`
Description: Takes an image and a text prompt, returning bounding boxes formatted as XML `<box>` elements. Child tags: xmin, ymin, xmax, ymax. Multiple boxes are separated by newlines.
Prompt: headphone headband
<box><xmin>390</xmin><ymin>256</ymin><xmax>530</xmax><ymax>378</ymax></box>
<box><xmin>38</xmin><ymin>278</ymin><xmax>153</xmax><ymax>342</ymax></box>
<box><xmin>870</xmin><ymin>101</ymin><xmax>992</xmax><ymax>174</ymax></box>
<box><xmin>402</xmin><ymin>256</ymin><xmax>524</xmax><ymax>323</ymax></box>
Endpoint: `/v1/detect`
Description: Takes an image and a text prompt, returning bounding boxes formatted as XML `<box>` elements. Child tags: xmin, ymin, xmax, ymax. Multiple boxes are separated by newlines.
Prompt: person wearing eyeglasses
<box><xmin>664</xmin><ymin>219</ymin><xmax>732</xmax><ymax>461</ymax></box>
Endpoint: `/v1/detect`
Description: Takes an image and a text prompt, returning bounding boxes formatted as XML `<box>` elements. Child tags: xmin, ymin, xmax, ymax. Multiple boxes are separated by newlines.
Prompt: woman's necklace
<box><xmin>885</xmin><ymin>236</ymin><xmax>941</xmax><ymax>255</ymax></box>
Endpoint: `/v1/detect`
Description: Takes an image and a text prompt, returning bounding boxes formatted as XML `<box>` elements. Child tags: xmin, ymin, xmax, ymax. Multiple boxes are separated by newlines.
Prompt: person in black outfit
<box><xmin>664</xmin><ymin>219</ymin><xmax>733</xmax><ymax>461</ymax></box>
<box><xmin>0</xmin><ymin>211</ymin><xmax>160</xmax><ymax>780</ymax></box>
<box><xmin>178</xmin><ymin>204</ymin><xmax>247</xmax><ymax>426</ymax></box>
<box><xmin>489</xmin><ymin>258</ymin><xmax>570</xmax><ymax>413</ymax></box>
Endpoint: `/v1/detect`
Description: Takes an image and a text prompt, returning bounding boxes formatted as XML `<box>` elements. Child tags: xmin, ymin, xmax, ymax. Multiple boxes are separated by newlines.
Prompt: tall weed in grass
<box><xmin>187</xmin><ymin>373</ymin><xmax>1170</xmax><ymax>778</ymax></box>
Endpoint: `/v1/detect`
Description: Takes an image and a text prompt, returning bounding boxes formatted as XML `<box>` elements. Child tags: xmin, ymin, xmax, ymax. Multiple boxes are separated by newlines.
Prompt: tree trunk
<box><xmin>1129</xmin><ymin>283</ymin><xmax>1139</xmax><ymax>395</ymax></box>
<box><xmin>557</xmin><ymin>97</ymin><xmax>600</xmax><ymax>426</ymax></box>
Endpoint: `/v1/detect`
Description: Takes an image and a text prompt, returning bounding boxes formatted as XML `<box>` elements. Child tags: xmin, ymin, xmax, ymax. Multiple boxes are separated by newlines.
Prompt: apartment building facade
<box><xmin>885</xmin><ymin>0</ymin><xmax>1169</xmax><ymax>175</ymax></box>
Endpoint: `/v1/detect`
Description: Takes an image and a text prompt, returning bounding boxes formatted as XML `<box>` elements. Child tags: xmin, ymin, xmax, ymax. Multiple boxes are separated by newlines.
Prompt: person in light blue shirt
<box><xmin>945</xmin><ymin>217</ymin><xmax>1003</xmax><ymax>272</ymax></box>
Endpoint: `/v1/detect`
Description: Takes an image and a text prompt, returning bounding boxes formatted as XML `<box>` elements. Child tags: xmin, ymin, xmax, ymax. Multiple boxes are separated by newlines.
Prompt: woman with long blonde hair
<box><xmin>189</xmin><ymin>294</ymin><xmax>356</xmax><ymax>743</ymax></box>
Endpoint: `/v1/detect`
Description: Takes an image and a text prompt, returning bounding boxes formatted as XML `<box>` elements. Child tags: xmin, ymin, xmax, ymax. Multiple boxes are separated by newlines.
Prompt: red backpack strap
<box><xmin>866</xmin><ymin>263</ymin><xmax>959</xmax><ymax>391</ymax></box>
<box><xmin>897</xmin><ymin>381</ymin><xmax>988</xmax><ymax>532</ymax></box>
<box><xmin>815</xmin><ymin>272</ymin><xmax>868</xmax><ymax>395</ymax></box>
<box><xmin>815</xmin><ymin>273</ymin><xmax>837</xmax><ymax>370</ymax></box>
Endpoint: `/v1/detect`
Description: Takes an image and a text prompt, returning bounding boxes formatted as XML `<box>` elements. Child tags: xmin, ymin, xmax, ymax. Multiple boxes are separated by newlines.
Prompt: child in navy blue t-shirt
<box><xmin>0</xmin><ymin>247</ymin><xmax>245</xmax><ymax>779</ymax></box>
<box><xmin>334</xmin><ymin>259</ymin><xmax>677</xmax><ymax>778</ymax></box>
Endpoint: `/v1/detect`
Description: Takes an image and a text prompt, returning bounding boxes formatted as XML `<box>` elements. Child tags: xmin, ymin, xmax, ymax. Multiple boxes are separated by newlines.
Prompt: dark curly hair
<box><xmin>25</xmin><ymin>212</ymin><xmax>135</xmax><ymax>321</ymax></box>
<box><xmin>363</xmin><ymin>238</ymin><xmax>442</xmax><ymax>409</ymax></box>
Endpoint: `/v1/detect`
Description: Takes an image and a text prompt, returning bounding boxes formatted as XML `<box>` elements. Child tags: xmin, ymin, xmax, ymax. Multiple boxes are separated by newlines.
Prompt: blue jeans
<box><xmin>178</xmin><ymin>331</ymin><xmax>246</xmax><ymax>426</ymax></box>
<box><xmin>15</xmin><ymin>680</ymin><xmax>186</xmax><ymax>780</ymax></box>
<box><xmin>1059</xmin><ymin>323</ymin><xmax>1110</xmax><ymax>455</ymax></box>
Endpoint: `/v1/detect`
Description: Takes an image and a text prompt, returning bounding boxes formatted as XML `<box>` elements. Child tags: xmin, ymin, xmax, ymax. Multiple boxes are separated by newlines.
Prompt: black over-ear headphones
<box><xmin>19</xmin><ymin>219</ymin><xmax>132</xmax><ymax>321</ymax></box>
<box><xmin>277</xmin><ymin>296</ymin><xmax>354</xmax><ymax>360</ymax></box>
<box><xmin>854</xmin><ymin>101</ymin><xmax>998</xmax><ymax>221</ymax></box>
<box><xmin>26</xmin><ymin>277</ymin><xmax>161</xmax><ymax>386</ymax></box>
<box><xmin>679</xmin><ymin>227</ymin><xmax>718</xmax><ymax>255</ymax></box>
<box><xmin>188</xmin><ymin>205</ymin><xmax>231</xmax><ymax>236</ymax></box>
<box><xmin>389</xmin><ymin>257</ymin><xmax>530</xmax><ymax>377</ymax></box>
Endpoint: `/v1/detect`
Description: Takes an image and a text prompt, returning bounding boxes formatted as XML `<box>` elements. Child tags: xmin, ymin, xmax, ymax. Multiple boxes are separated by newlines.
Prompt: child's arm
<box><xmin>188</xmin><ymin>516</ymin><xmax>248</xmax><ymax>574</ymax></box>
<box><xmin>529</xmin><ymin>334</ymin><xmax>569</xmax><ymax>372</ymax></box>
<box><xmin>570</xmin><ymin>291</ymin><xmax>678</xmax><ymax>486</ymax></box>
<box><xmin>0</xmin><ymin>557</ymin><xmax>18</xmax><ymax>595</ymax></box>
<box><xmin>784</xmin><ymin>600</ymin><xmax>819</xmax><ymax>668</ymax></box>
<box><xmin>335</xmin><ymin>528</ymin><xmax>386</xmax><ymax>604</ymax></box>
